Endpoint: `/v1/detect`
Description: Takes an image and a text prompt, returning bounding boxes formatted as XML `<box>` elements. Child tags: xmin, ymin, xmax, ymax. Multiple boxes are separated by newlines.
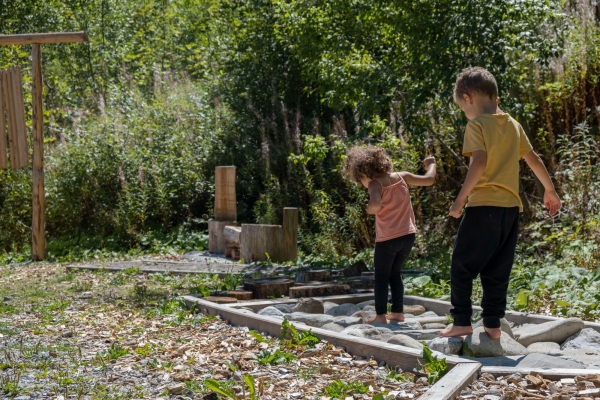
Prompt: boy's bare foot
<box><xmin>368</xmin><ymin>315</ymin><xmax>388</xmax><ymax>325</ymax></box>
<box><xmin>386</xmin><ymin>312</ymin><xmax>405</xmax><ymax>322</ymax></box>
<box><xmin>439</xmin><ymin>325</ymin><xmax>473</xmax><ymax>337</ymax></box>
<box><xmin>484</xmin><ymin>327</ymin><xmax>502</xmax><ymax>340</ymax></box>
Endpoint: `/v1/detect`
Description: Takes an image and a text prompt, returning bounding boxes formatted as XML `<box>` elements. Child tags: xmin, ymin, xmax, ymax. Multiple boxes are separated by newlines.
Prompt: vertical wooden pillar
<box><xmin>0</xmin><ymin>72</ymin><xmax>7</xmax><ymax>169</ymax></box>
<box><xmin>31</xmin><ymin>44</ymin><xmax>45</xmax><ymax>261</ymax></box>
<box><xmin>2</xmin><ymin>70</ymin><xmax>18</xmax><ymax>169</ymax></box>
<box><xmin>283</xmin><ymin>207</ymin><xmax>298</xmax><ymax>261</ymax></box>
<box><xmin>13</xmin><ymin>67</ymin><xmax>29</xmax><ymax>168</ymax></box>
<box><xmin>214</xmin><ymin>166</ymin><xmax>236</xmax><ymax>220</ymax></box>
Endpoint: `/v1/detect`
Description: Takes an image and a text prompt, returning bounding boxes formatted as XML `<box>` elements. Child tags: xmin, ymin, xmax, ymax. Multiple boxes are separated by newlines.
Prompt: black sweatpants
<box><xmin>374</xmin><ymin>234</ymin><xmax>415</xmax><ymax>315</ymax></box>
<box><xmin>450</xmin><ymin>206</ymin><xmax>519</xmax><ymax>328</ymax></box>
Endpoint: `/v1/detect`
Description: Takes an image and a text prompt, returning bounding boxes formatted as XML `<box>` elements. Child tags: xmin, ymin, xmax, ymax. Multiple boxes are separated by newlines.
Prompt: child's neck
<box><xmin>474</xmin><ymin>98</ymin><xmax>499</xmax><ymax>117</ymax></box>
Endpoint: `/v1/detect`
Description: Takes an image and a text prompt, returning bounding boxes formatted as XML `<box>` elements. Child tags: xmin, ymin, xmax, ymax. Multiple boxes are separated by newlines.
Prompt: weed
<box><xmin>383</xmin><ymin>369</ymin><xmax>414</xmax><ymax>383</ymax></box>
<box><xmin>248</xmin><ymin>330</ymin><xmax>268</xmax><ymax>343</ymax></box>
<box><xmin>323</xmin><ymin>380</ymin><xmax>369</xmax><ymax>397</ymax></box>
<box><xmin>94</xmin><ymin>343</ymin><xmax>129</xmax><ymax>363</ymax></box>
<box><xmin>255</xmin><ymin>349</ymin><xmax>296</xmax><ymax>365</ymax></box>
<box><xmin>134</xmin><ymin>343</ymin><xmax>156</xmax><ymax>357</ymax></box>
<box><xmin>71</xmin><ymin>280</ymin><xmax>93</xmax><ymax>292</ymax></box>
<box><xmin>0</xmin><ymin>370</ymin><xmax>21</xmax><ymax>396</ymax></box>
<box><xmin>52</xmin><ymin>273</ymin><xmax>75</xmax><ymax>283</ymax></box>
<box><xmin>280</xmin><ymin>318</ymin><xmax>320</xmax><ymax>348</ymax></box>
<box><xmin>416</xmin><ymin>345</ymin><xmax>448</xmax><ymax>384</ymax></box>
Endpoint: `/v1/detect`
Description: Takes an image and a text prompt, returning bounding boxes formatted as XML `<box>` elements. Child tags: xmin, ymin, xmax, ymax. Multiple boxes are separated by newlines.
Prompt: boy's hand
<box><xmin>423</xmin><ymin>156</ymin><xmax>436</xmax><ymax>168</ymax></box>
<box><xmin>449</xmin><ymin>197</ymin><xmax>466</xmax><ymax>218</ymax></box>
<box><xmin>544</xmin><ymin>189</ymin><xmax>561</xmax><ymax>216</ymax></box>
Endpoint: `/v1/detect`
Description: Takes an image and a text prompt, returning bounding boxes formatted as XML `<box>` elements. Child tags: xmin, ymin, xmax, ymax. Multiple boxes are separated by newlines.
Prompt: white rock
<box><xmin>386</xmin><ymin>334</ymin><xmax>424</xmax><ymax>350</ymax></box>
<box><xmin>356</xmin><ymin>300</ymin><xmax>375</xmax><ymax>309</ymax></box>
<box><xmin>371</xmin><ymin>320</ymin><xmax>422</xmax><ymax>332</ymax></box>
<box><xmin>287</xmin><ymin>312</ymin><xmax>333</xmax><ymax>327</ymax></box>
<box><xmin>514</xmin><ymin>318</ymin><xmax>584</xmax><ymax>347</ymax></box>
<box><xmin>291</xmin><ymin>298</ymin><xmax>324</xmax><ymax>314</ymax></box>
<box><xmin>320</xmin><ymin>322</ymin><xmax>345</xmax><ymax>333</ymax></box>
<box><xmin>257</xmin><ymin>306</ymin><xmax>285</xmax><ymax>318</ymax></box>
<box><xmin>464</xmin><ymin>327</ymin><xmax>527</xmax><ymax>357</ymax></box>
<box><xmin>341</xmin><ymin>324</ymin><xmax>392</xmax><ymax>340</ymax></box>
<box><xmin>473</xmin><ymin>318</ymin><xmax>514</xmax><ymax>339</ymax></box>
<box><xmin>322</xmin><ymin>301</ymin><xmax>338</xmax><ymax>313</ymax></box>
<box><xmin>527</xmin><ymin>342</ymin><xmax>562</xmax><ymax>356</ymax></box>
<box><xmin>332</xmin><ymin>316</ymin><xmax>363</xmax><ymax>327</ymax></box>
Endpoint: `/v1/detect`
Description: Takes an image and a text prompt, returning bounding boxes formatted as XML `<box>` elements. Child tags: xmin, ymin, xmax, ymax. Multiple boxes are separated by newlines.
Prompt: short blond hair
<box><xmin>454</xmin><ymin>67</ymin><xmax>498</xmax><ymax>103</ymax></box>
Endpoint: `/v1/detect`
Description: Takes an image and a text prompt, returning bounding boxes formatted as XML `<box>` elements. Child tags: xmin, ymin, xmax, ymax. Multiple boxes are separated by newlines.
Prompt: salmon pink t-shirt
<box><xmin>375</xmin><ymin>175</ymin><xmax>418</xmax><ymax>242</ymax></box>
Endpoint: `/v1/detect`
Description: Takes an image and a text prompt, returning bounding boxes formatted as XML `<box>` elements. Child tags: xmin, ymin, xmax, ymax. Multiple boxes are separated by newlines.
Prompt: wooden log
<box><xmin>289</xmin><ymin>284</ymin><xmax>352</xmax><ymax>299</ymax></box>
<box><xmin>243</xmin><ymin>278</ymin><xmax>295</xmax><ymax>299</ymax></box>
<box><xmin>226</xmin><ymin>291</ymin><xmax>253</xmax><ymax>301</ymax></box>
<box><xmin>342</xmin><ymin>260</ymin><xmax>369</xmax><ymax>277</ymax></box>
<box><xmin>223</xmin><ymin>225</ymin><xmax>241</xmax><ymax>247</ymax></box>
<box><xmin>214</xmin><ymin>166</ymin><xmax>236</xmax><ymax>221</ymax></box>
<box><xmin>31</xmin><ymin>44</ymin><xmax>45</xmax><ymax>261</ymax></box>
<box><xmin>11</xmin><ymin>67</ymin><xmax>28</xmax><ymax>169</ymax></box>
<box><xmin>282</xmin><ymin>207</ymin><xmax>298</xmax><ymax>261</ymax></box>
<box><xmin>0</xmin><ymin>32</ymin><xmax>88</xmax><ymax>45</ymax></box>
<box><xmin>294</xmin><ymin>270</ymin><xmax>332</xmax><ymax>283</ymax></box>
<box><xmin>2</xmin><ymin>69</ymin><xmax>19</xmax><ymax>169</ymax></box>
<box><xmin>0</xmin><ymin>72</ymin><xmax>8</xmax><ymax>169</ymax></box>
<box><xmin>419</xmin><ymin>362</ymin><xmax>481</xmax><ymax>400</ymax></box>
<box><xmin>240</xmin><ymin>224</ymin><xmax>284</xmax><ymax>262</ymax></box>
<box><xmin>203</xmin><ymin>296</ymin><xmax>237</xmax><ymax>304</ymax></box>
<box><xmin>208</xmin><ymin>219</ymin><xmax>236</xmax><ymax>254</ymax></box>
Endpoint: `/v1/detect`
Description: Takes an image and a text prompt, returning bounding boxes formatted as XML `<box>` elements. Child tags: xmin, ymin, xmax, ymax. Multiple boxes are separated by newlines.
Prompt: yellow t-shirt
<box><xmin>462</xmin><ymin>113</ymin><xmax>533</xmax><ymax>211</ymax></box>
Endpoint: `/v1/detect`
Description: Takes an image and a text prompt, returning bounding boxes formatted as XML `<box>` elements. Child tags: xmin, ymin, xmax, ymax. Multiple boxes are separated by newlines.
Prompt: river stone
<box><xmin>560</xmin><ymin>328</ymin><xmax>600</xmax><ymax>352</ymax></box>
<box><xmin>323</xmin><ymin>301</ymin><xmax>339</xmax><ymax>313</ymax></box>
<box><xmin>428</xmin><ymin>337</ymin><xmax>463</xmax><ymax>355</ymax></box>
<box><xmin>363</xmin><ymin>305</ymin><xmax>376</xmax><ymax>313</ymax></box>
<box><xmin>272</xmin><ymin>304</ymin><xmax>294</xmax><ymax>313</ymax></box>
<box><xmin>461</xmin><ymin>356</ymin><xmax>525</xmax><ymax>367</ymax></box>
<box><xmin>516</xmin><ymin>353</ymin><xmax>586</xmax><ymax>369</ymax></box>
<box><xmin>399</xmin><ymin>330</ymin><xmax>443</xmax><ymax>341</ymax></box>
<box><xmin>513</xmin><ymin>317</ymin><xmax>584</xmax><ymax>347</ymax></box>
<box><xmin>370</xmin><ymin>320</ymin><xmax>422</xmax><ymax>332</ymax></box>
<box><xmin>406</xmin><ymin>316</ymin><xmax>449</xmax><ymax>325</ymax></box>
<box><xmin>527</xmin><ymin>342</ymin><xmax>562</xmax><ymax>356</ymax></box>
<box><xmin>403</xmin><ymin>304</ymin><xmax>426</xmax><ymax>315</ymax></box>
<box><xmin>464</xmin><ymin>327</ymin><xmax>527</xmax><ymax>357</ymax></box>
<box><xmin>341</xmin><ymin>324</ymin><xmax>393</xmax><ymax>340</ymax></box>
<box><xmin>387</xmin><ymin>334</ymin><xmax>424</xmax><ymax>350</ymax></box>
<box><xmin>257</xmin><ymin>306</ymin><xmax>285</xmax><ymax>318</ymax></box>
<box><xmin>287</xmin><ymin>312</ymin><xmax>333</xmax><ymax>327</ymax></box>
<box><xmin>356</xmin><ymin>300</ymin><xmax>375</xmax><ymax>309</ymax></box>
<box><xmin>416</xmin><ymin>311</ymin><xmax>438</xmax><ymax>318</ymax></box>
<box><xmin>326</xmin><ymin>303</ymin><xmax>361</xmax><ymax>317</ymax></box>
<box><xmin>332</xmin><ymin>316</ymin><xmax>363</xmax><ymax>328</ymax></box>
<box><xmin>291</xmin><ymin>298</ymin><xmax>324</xmax><ymax>314</ymax></box>
<box><xmin>424</xmin><ymin>323</ymin><xmax>447</xmax><ymax>329</ymax></box>
<box><xmin>321</xmin><ymin>323</ymin><xmax>345</xmax><ymax>333</ymax></box>
<box><xmin>473</xmin><ymin>318</ymin><xmax>514</xmax><ymax>339</ymax></box>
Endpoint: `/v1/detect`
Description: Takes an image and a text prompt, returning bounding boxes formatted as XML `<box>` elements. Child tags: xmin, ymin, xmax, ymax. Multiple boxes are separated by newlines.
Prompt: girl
<box><xmin>344</xmin><ymin>146</ymin><xmax>436</xmax><ymax>324</ymax></box>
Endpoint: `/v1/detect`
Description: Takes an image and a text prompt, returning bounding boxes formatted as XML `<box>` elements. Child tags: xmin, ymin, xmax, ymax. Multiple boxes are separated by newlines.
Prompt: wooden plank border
<box><xmin>482</xmin><ymin>367</ymin><xmax>599</xmax><ymax>379</ymax></box>
<box><xmin>183</xmin><ymin>296</ymin><xmax>481</xmax><ymax>400</ymax></box>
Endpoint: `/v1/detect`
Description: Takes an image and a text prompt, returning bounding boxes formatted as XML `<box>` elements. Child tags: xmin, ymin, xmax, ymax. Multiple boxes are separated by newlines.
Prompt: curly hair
<box><xmin>343</xmin><ymin>145</ymin><xmax>393</xmax><ymax>183</ymax></box>
<box><xmin>453</xmin><ymin>67</ymin><xmax>498</xmax><ymax>103</ymax></box>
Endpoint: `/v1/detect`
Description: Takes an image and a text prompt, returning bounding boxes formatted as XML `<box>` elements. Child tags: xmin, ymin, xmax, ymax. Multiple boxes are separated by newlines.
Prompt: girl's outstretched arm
<box><xmin>401</xmin><ymin>156</ymin><xmax>437</xmax><ymax>187</ymax></box>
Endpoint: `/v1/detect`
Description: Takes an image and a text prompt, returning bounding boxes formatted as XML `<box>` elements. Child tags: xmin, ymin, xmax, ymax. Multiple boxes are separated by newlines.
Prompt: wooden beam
<box><xmin>2</xmin><ymin>69</ymin><xmax>19</xmax><ymax>169</ymax></box>
<box><xmin>419</xmin><ymin>362</ymin><xmax>481</xmax><ymax>400</ymax></box>
<box><xmin>0</xmin><ymin>72</ymin><xmax>8</xmax><ymax>169</ymax></box>
<box><xmin>11</xmin><ymin>67</ymin><xmax>28</xmax><ymax>168</ymax></box>
<box><xmin>0</xmin><ymin>32</ymin><xmax>88</xmax><ymax>46</ymax></box>
<box><xmin>482</xmin><ymin>367</ymin><xmax>598</xmax><ymax>380</ymax></box>
<box><xmin>282</xmin><ymin>207</ymin><xmax>298</xmax><ymax>261</ymax></box>
<box><xmin>31</xmin><ymin>44</ymin><xmax>45</xmax><ymax>261</ymax></box>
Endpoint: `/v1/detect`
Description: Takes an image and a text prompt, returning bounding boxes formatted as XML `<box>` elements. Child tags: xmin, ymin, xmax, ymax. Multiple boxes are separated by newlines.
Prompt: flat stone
<box><xmin>272</xmin><ymin>304</ymin><xmax>294</xmax><ymax>313</ymax></box>
<box><xmin>404</xmin><ymin>305</ymin><xmax>426</xmax><ymax>316</ymax></box>
<box><xmin>461</xmin><ymin>355</ymin><xmax>525</xmax><ymax>367</ymax></box>
<box><xmin>321</xmin><ymin>323</ymin><xmax>345</xmax><ymax>333</ymax></box>
<box><xmin>516</xmin><ymin>353</ymin><xmax>586</xmax><ymax>369</ymax></box>
<box><xmin>416</xmin><ymin>311</ymin><xmax>439</xmax><ymax>318</ymax></box>
<box><xmin>291</xmin><ymin>298</ymin><xmax>324</xmax><ymax>314</ymax></box>
<box><xmin>341</xmin><ymin>324</ymin><xmax>392</xmax><ymax>340</ymax></box>
<box><xmin>464</xmin><ymin>327</ymin><xmax>527</xmax><ymax>357</ymax></box>
<box><xmin>428</xmin><ymin>337</ymin><xmax>463</xmax><ymax>355</ymax></box>
<box><xmin>332</xmin><ymin>316</ymin><xmax>363</xmax><ymax>328</ymax></box>
<box><xmin>527</xmin><ymin>342</ymin><xmax>563</xmax><ymax>356</ymax></box>
<box><xmin>406</xmin><ymin>316</ymin><xmax>448</xmax><ymax>325</ymax></box>
<box><xmin>322</xmin><ymin>301</ymin><xmax>339</xmax><ymax>313</ymax></box>
<box><xmin>424</xmin><ymin>323</ymin><xmax>447</xmax><ymax>329</ymax></box>
<box><xmin>356</xmin><ymin>300</ymin><xmax>375</xmax><ymax>309</ymax></box>
<box><xmin>399</xmin><ymin>329</ymin><xmax>443</xmax><ymax>341</ymax></box>
<box><xmin>287</xmin><ymin>312</ymin><xmax>334</xmax><ymax>327</ymax></box>
<box><xmin>473</xmin><ymin>318</ymin><xmax>514</xmax><ymax>339</ymax></box>
<box><xmin>363</xmin><ymin>305</ymin><xmax>376</xmax><ymax>313</ymax></box>
<box><xmin>370</xmin><ymin>320</ymin><xmax>422</xmax><ymax>332</ymax></box>
<box><xmin>325</xmin><ymin>303</ymin><xmax>361</xmax><ymax>317</ymax></box>
<box><xmin>561</xmin><ymin>348</ymin><xmax>600</xmax><ymax>366</ymax></box>
<box><xmin>386</xmin><ymin>334</ymin><xmax>424</xmax><ymax>350</ymax></box>
<box><xmin>513</xmin><ymin>317</ymin><xmax>584</xmax><ymax>347</ymax></box>
<box><xmin>588</xmin><ymin>360</ymin><xmax>600</xmax><ymax>370</ymax></box>
<box><xmin>560</xmin><ymin>328</ymin><xmax>600</xmax><ymax>352</ymax></box>
<box><xmin>351</xmin><ymin>310</ymin><xmax>370</xmax><ymax>323</ymax></box>
<box><xmin>257</xmin><ymin>306</ymin><xmax>285</xmax><ymax>318</ymax></box>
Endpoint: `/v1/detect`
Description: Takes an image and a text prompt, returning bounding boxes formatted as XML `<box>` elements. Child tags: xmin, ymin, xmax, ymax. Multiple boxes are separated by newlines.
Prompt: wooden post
<box><xmin>0</xmin><ymin>72</ymin><xmax>7</xmax><ymax>169</ymax></box>
<box><xmin>13</xmin><ymin>67</ymin><xmax>28</xmax><ymax>168</ymax></box>
<box><xmin>214</xmin><ymin>166</ymin><xmax>236</xmax><ymax>221</ymax></box>
<box><xmin>2</xmin><ymin>70</ymin><xmax>19</xmax><ymax>169</ymax></box>
<box><xmin>282</xmin><ymin>207</ymin><xmax>298</xmax><ymax>261</ymax></box>
<box><xmin>31</xmin><ymin>44</ymin><xmax>45</xmax><ymax>261</ymax></box>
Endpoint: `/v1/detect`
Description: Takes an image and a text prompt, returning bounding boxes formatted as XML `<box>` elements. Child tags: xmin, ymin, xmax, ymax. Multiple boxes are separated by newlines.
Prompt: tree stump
<box><xmin>226</xmin><ymin>290</ymin><xmax>253</xmax><ymax>300</ymax></box>
<box><xmin>294</xmin><ymin>270</ymin><xmax>332</xmax><ymax>283</ymax></box>
<box><xmin>342</xmin><ymin>260</ymin><xmax>369</xmax><ymax>277</ymax></box>
<box><xmin>243</xmin><ymin>278</ymin><xmax>295</xmax><ymax>299</ymax></box>
<box><xmin>209</xmin><ymin>219</ymin><xmax>236</xmax><ymax>254</ymax></box>
<box><xmin>203</xmin><ymin>296</ymin><xmax>238</xmax><ymax>304</ymax></box>
<box><xmin>288</xmin><ymin>284</ymin><xmax>352</xmax><ymax>299</ymax></box>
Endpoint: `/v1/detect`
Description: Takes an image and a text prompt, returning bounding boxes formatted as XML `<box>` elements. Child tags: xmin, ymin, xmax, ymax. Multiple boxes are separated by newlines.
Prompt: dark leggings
<box><xmin>373</xmin><ymin>234</ymin><xmax>415</xmax><ymax>315</ymax></box>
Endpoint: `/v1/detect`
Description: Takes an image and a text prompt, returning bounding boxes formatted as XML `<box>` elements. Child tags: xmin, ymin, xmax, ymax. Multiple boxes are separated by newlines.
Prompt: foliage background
<box><xmin>0</xmin><ymin>0</ymin><xmax>599</xmax><ymax>315</ymax></box>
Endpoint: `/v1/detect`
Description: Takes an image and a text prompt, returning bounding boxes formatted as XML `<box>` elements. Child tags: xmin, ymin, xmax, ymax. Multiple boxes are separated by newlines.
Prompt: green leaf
<box><xmin>204</xmin><ymin>379</ymin><xmax>237</xmax><ymax>399</ymax></box>
<box><xmin>516</xmin><ymin>290</ymin><xmax>529</xmax><ymax>306</ymax></box>
<box><xmin>244</xmin><ymin>374</ymin><xmax>257</xmax><ymax>400</ymax></box>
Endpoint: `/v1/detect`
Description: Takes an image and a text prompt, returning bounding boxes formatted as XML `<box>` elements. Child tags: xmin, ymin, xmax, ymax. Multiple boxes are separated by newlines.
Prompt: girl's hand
<box><xmin>423</xmin><ymin>156</ymin><xmax>436</xmax><ymax>168</ymax></box>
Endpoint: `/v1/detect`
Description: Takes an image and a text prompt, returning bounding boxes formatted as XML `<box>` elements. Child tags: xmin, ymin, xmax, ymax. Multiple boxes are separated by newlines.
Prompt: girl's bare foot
<box><xmin>386</xmin><ymin>312</ymin><xmax>405</xmax><ymax>322</ymax></box>
<box><xmin>484</xmin><ymin>327</ymin><xmax>502</xmax><ymax>340</ymax></box>
<box><xmin>439</xmin><ymin>325</ymin><xmax>473</xmax><ymax>337</ymax></box>
<box><xmin>368</xmin><ymin>315</ymin><xmax>388</xmax><ymax>325</ymax></box>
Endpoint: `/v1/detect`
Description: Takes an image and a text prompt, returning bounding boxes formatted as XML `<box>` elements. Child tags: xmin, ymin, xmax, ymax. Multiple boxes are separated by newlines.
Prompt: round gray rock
<box><xmin>362</xmin><ymin>305</ymin><xmax>376</xmax><ymax>313</ymax></box>
<box><xmin>356</xmin><ymin>300</ymin><xmax>375</xmax><ymax>309</ymax></box>
<box><xmin>272</xmin><ymin>304</ymin><xmax>294</xmax><ymax>313</ymax></box>
<box><xmin>514</xmin><ymin>317</ymin><xmax>584</xmax><ymax>347</ymax></box>
<box><xmin>464</xmin><ymin>326</ymin><xmax>527</xmax><ymax>357</ymax></box>
<box><xmin>387</xmin><ymin>334</ymin><xmax>424</xmax><ymax>350</ymax></box>
<box><xmin>473</xmin><ymin>318</ymin><xmax>514</xmax><ymax>339</ymax></box>
<box><xmin>428</xmin><ymin>337</ymin><xmax>463</xmax><ymax>355</ymax></box>
<box><xmin>527</xmin><ymin>342</ymin><xmax>562</xmax><ymax>356</ymax></box>
<box><xmin>341</xmin><ymin>324</ymin><xmax>392</xmax><ymax>340</ymax></box>
<box><xmin>424</xmin><ymin>323</ymin><xmax>447</xmax><ymax>329</ymax></box>
<box><xmin>371</xmin><ymin>320</ymin><xmax>422</xmax><ymax>332</ymax></box>
<box><xmin>287</xmin><ymin>312</ymin><xmax>333</xmax><ymax>327</ymax></box>
<box><xmin>326</xmin><ymin>303</ymin><xmax>361</xmax><ymax>317</ymax></box>
<box><xmin>332</xmin><ymin>316</ymin><xmax>363</xmax><ymax>328</ymax></box>
<box><xmin>257</xmin><ymin>306</ymin><xmax>285</xmax><ymax>318</ymax></box>
<box><xmin>322</xmin><ymin>301</ymin><xmax>339</xmax><ymax>313</ymax></box>
<box><xmin>291</xmin><ymin>298</ymin><xmax>324</xmax><ymax>314</ymax></box>
<box><xmin>560</xmin><ymin>328</ymin><xmax>600</xmax><ymax>352</ymax></box>
<box><xmin>321</xmin><ymin>323</ymin><xmax>345</xmax><ymax>333</ymax></box>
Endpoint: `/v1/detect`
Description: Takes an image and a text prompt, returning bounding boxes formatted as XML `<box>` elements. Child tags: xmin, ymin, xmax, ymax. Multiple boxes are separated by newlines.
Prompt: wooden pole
<box><xmin>282</xmin><ymin>207</ymin><xmax>298</xmax><ymax>261</ymax></box>
<box><xmin>2</xmin><ymin>69</ymin><xmax>19</xmax><ymax>169</ymax></box>
<box><xmin>0</xmin><ymin>32</ymin><xmax>88</xmax><ymax>46</ymax></box>
<box><xmin>13</xmin><ymin>67</ymin><xmax>29</xmax><ymax>168</ymax></box>
<box><xmin>214</xmin><ymin>166</ymin><xmax>237</xmax><ymax>221</ymax></box>
<box><xmin>31</xmin><ymin>44</ymin><xmax>45</xmax><ymax>261</ymax></box>
<box><xmin>0</xmin><ymin>72</ymin><xmax>7</xmax><ymax>169</ymax></box>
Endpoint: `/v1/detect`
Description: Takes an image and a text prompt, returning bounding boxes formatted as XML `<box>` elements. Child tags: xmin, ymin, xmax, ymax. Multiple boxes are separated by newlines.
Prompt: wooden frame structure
<box><xmin>0</xmin><ymin>31</ymin><xmax>88</xmax><ymax>260</ymax></box>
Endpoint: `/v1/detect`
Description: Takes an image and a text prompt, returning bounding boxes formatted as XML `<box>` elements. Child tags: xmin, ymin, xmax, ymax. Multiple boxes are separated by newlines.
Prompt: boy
<box><xmin>440</xmin><ymin>67</ymin><xmax>561</xmax><ymax>339</ymax></box>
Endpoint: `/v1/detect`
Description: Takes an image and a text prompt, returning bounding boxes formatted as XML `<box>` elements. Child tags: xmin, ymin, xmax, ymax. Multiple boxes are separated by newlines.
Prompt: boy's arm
<box><xmin>366</xmin><ymin>180</ymin><xmax>382</xmax><ymax>214</ymax></box>
<box><xmin>401</xmin><ymin>156</ymin><xmax>437</xmax><ymax>187</ymax></box>
<box><xmin>449</xmin><ymin>150</ymin><xmax>487</xmax><ymax>218</ymax></box>
<box><xmin>523</xmin><ymin>150</ymin><xmax>561</xmax><ymax>216</ymax></box>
